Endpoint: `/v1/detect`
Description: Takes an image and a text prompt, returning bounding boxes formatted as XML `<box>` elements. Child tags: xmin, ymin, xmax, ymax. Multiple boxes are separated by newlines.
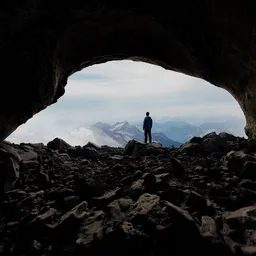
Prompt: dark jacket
<box><xmin>143</xmin><ymin>116</ymin><xmax>153</xmax><ymax>131</ymax></box>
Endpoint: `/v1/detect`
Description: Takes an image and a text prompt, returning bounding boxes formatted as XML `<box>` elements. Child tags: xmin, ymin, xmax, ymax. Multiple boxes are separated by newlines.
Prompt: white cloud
<box><xmin>7</xmin><ymin>60</ymin><xmax>246</xmax><ymax>144</ymax></box>
<box><xmin>66</xmin><ymin>60</ymin><xmax>207</xmax><ymax>99</ymax></box>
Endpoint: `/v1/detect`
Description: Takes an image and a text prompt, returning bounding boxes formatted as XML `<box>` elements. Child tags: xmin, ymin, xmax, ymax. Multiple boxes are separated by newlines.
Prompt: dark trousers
<box><xmin>144</xmin><ymin>130</ymin><xmax>152</xmax><ymax>143</ymax></box>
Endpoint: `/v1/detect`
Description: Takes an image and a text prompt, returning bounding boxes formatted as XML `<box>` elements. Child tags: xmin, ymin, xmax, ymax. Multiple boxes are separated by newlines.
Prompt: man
<box><xmin>143</xmin><ymin>112</ymin><xmax>153</xmax><ymax>143</ymax></box>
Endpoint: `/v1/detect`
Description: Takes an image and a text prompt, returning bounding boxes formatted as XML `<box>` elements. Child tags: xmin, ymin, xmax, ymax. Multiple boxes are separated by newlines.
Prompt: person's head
<box><xmin>146</xmin><ymin>112</ymin><xmax>150</xmax><ymax>116</ymax></box>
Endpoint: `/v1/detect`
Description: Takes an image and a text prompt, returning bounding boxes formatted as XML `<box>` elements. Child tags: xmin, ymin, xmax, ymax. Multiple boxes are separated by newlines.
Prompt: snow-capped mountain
<box><xmin>66</xmin><ymin>121</ymin><xmax>182</xmax><ymax>148</ymax></box>
<box><xmin>109</xmin><ymin>121</ymin><xmax>143</xmax><ymax>141</ymax></box>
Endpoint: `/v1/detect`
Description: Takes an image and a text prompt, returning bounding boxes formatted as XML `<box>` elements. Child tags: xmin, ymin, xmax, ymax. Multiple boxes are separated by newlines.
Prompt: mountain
<box><xmin>68</xmin><ymin>121</ymin><xmax>182</xmax><ymax>148</ymax></box>
<box><xmin>198</xmin><ymin>119</ymin><xmax>245</xmax><ymax>137</ymax></box>
<box><xmin>56</xmin><ymin>117</ymin><xmax>246</xmax><ymax>148</ymax></box>
<box><xmin>153</xmin><ymin>121</ymin><xmax>201</xmax><ymax>143</ymax></box>
<box><xmin>151</xmin><ymin>119</ymin><xmax>246</xmax><ymax>143</ymax></box>
<box><xmin>109</xmin><ymin>121</ymin><xmax>142</xmax><ymax>141</ymax></box>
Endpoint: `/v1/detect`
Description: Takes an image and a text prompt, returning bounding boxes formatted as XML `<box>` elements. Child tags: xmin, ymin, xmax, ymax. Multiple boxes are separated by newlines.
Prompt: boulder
<box><xmin>222</xmin><ymin>151</ymin><xmax>256</xmax><ymax>176</ymax></box>
<box><xmin>0</xmin><ymin>142</ymin><xmax>20</xmax><ymax>193</ymax></box>
<box><xmin>47</xmin><ymin>138</ymin><xmax>71</xmax><ymax>150</ymax></box>
<box><xmin>81</xmin><ymin>146</ymin><xmax>101</xmax><ymax>160</ymax></box>
<box><xmin>123</xmin><ymin>140</ymin><xmax>163</xmax><ymax>156</ymax></box>
<box><xmin>201</xmin><ymin>135</ymin><xmax>228</xmax><ymax>153</ymax></box>
<box><xmin>180</xmin><ymin>142</ymin><xmax>202</xmax><ymax>154</ymax></box>
<box><xmin>170</xmin><ymin>157</ymin><xmax>186</xmax><ymax>178</ymax></box>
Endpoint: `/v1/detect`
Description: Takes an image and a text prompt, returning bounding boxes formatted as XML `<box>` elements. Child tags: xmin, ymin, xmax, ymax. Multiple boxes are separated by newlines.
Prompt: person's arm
<box><xmin>143</xmin><ymin>118</ymin><xmax>145</xmax><ymax>130</ymax></box>
<box><xmin>150</xmin><ymin>117</ymin><xmax>153</xmax><ymax>129</ymax></box>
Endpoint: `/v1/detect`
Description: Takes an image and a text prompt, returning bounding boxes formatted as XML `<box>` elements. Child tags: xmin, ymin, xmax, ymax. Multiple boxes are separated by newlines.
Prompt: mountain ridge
<box><xmin>69</xmin><ymin>121</ymin><xmax>182</xmax><ymax>148</ymax></box>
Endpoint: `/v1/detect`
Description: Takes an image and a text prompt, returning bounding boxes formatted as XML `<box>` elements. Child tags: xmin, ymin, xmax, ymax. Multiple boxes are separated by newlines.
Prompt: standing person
<box><xmin>143</xmin><ymin>112</ymin><xmax>153</xmax><ymax>143</ymax></box>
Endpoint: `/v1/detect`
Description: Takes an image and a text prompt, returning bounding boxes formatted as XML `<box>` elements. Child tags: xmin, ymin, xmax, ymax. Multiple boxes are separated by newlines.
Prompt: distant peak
<box><xmin>116</xmin><ymin>121</ymin><xmax>129</xmax><ymax>125</ymax></box>
<box><xmin>92</xmin><ymin>122</ymin><xmax>111</xmax><ymax>129</ymax></box>
<box><xmin>112</xmin><ymin>121</ymin><xmax>130</xmax><ymax>127</ymax></box>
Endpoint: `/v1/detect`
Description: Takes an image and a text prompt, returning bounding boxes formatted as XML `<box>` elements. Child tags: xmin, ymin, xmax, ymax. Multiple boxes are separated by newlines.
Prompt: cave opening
<box><xmin>7</xmin><ymin>60</ymin><xmax>246</xmax><ymax>147</ymax></box>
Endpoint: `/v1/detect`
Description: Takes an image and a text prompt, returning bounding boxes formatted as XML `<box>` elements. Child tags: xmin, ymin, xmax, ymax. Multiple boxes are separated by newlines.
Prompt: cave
<box><xmin>1</xmin><ymin>1</ymin><xmax>256</xmax><ymax>141</ymax></box>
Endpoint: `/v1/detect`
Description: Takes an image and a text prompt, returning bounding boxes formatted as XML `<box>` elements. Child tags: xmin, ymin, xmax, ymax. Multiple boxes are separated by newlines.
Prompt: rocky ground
<box><xmin>1</xmin><ymin>132</ymin><xmax>256</xmax><ymax>255</ymax></box>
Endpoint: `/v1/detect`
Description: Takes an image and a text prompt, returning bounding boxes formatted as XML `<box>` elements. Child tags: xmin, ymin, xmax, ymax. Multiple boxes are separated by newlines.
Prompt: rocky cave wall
<box><xmin>1</xmin><ymin>0</ymin><xmax>256</xmax><ymax>141</ymax></box>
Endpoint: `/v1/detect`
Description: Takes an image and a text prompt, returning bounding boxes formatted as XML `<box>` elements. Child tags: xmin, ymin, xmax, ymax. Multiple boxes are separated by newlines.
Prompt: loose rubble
<box><xmin>1</xmin><ymin>133</ymin><xmax>256</xmax><ymax>255</ymax></box>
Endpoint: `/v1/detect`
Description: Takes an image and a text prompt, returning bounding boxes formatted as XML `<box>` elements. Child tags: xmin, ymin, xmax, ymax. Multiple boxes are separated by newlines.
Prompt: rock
<box><xmin>155</xmin><ymin>173</ymin><xmax>170</xmax><ymax>187</ymax></box>
<box><xmin>52</xmin><ymin>201</ymin><xmax>88</xmax><ymax>237</ymax></box>
<box><xmin>17</xmin><ymin>148</ymin><xmax>38</xmax><ymax>161</ymax></box>
<box><xmin>83</xmin><ymin>142</ymin><xmax>101</xmax><ymax>150</ymax></box>
<box><xmin>158</xmin><ymin>187</ymin><xmax>185</xmax><ymax>204</ymax></box>
<box><xmin>30</xmin><ymin>240</ymin><xmax>41</xmax><ymax>256</ymax></box>
<box><xmin>28</xmin><ymin>143</ymin><xmax>45</xmax><ymax>149</ymax></box>
<box><xmin>123</xmin><ymin>140</ymin><xmax>138</xmax><ymax>156</ymax></box>
<box><xmin>223</xmin><ymin>205</ymin><xmax>256</xmax><ymax>230</ymax></box>
<box><xmin>200</xmin><ymin>216</ymin><xmax>218</xmax><ymax>238</ymax></box>
<box><xmin>61</xmin><ymin>196</ymin><xmax>81</xmax><ymax>210</ymax></box>
<box><xmin>169</xmin><ymin>157</ymin><xmax>185</xmax><ymax>178</ymax></box>
<box><xmin>128</xmin><ymin>193</ymin><xmax>160</xmax><ymax>223</ymax></box>
<box><xmin>180</xmin><ymin>142</ymin><xmax>202</xmax><ymax>154</ymax></box>
<box><xmin>205</xmin><ymin>167</ymin><xmax>221</xmax><ymax>180</ymax></box>
<box><xmin>47</xmin><ymin>138</ymin><xmax>71</xmax><ymax>150</ymax></box>
<box><xmin>92</xmin><ymin>188</ymin><xmax>121</xmax><ymax>208</ymax></box>
<box><xmin>74</xmin><ymin>176</ymin><xmax>107</xmax><ymax>200</ymax></box>
<box><xmin>128</xmin><ymin>141</ymin><xmax>148</xmax><ymax>156</ymax></box>
<box><xmin>129</xmin><ymin>179</ymin><xmax>145</xmax><ymax>199</ymax></box>
<box><xmin>110</xmin><ymin>155</ymin><xmax>123</xmax><ymax>161</ymax></box>
<box><xmin>0</xmin><ymin>142</ymin><xmax>21</xmax><ymax>193</ymax></box>
<box><xmin>239</xmin><ymin>141</ymin><xmax>248</xmax><ymax>150</ymax></box>
<box><xmin>75</xmin><ymin>211</ymin><xmax>105</xmax><ymax>252</ymax></box>
<box><xmin>123</xmin><ymin>140</ymin><xmax>163</xmax><ymax>156</ymax></box>
<box><xmin>36</xmin><ymin>172</ymin><xmax>50</xmax><ymax>186</ymax></box>
<box><xmin>0</xmin><ymin>142</ymin><xmax>21</xmax><ymax>162</ymax></box>
<box><xmin>147</xmin><ymin>141</ymin><xmax>162</xmax><ymax>148</ymax></box>
<box><xmin>238</xmin><ymin>179</ymin><xmax>256</xmax><ymax>190</ymax></box>
<box><xmin>247</xmin><ymin>139</ymin><xmax>256</xmax><ymax>152</ymax></box>
<box><xmin>186</xmin><ymin>190</ymin><xmax>207</xmax><ymax>211</ymax></box>
<box><xmin>223</xmin><ymin>151</ymin><xmax>256</xmax><ymax>175</ymax></box>
<box><xmin>239</xmin><ymin>187</ymin><xmax>256</xmax><ymax>202</ymax></box>
<box><xmin>189</xmin><ymin>137</ymin><xmax>203</xmax><ymax>144</ymax></box>
<box><xmin>21</xmin><ymin>160</ymin><xmax>40</xmax><ymax>171</ymax></box>
<box><xmin>154</xmin><ymin>166</ymin><xmax>169</xmax><ymax>174</ymax></box>
<box><xmin>142</xmin><ymin>173</ymin><xmax>156</xmax><ymax>188</ymax></box>
<box><xmin>81</xmin><ymin>147</ymin><xmax>101</xmax><ymax>160</ymax></box>
<box><xmin>242</xmin><ymin>161</ymin><xmax>256</xmax><ymax>179</ymax></box>
<box><xmin>203</xmin><ymin>132</ymin><xmax>217</xmax><ymax>139</ymax></box>
<box><xmin>240</xmin><ymin>246</ymin><xmax>256</xmax><ymax>255</ymax></box>
<box><xmin>4</xmin><ymin>189</ymin><xmax>26</xmax><ymax>198</ymax></box>
<box><xmin>160</xmin><ymin>200</ymin><xmax>203</xmax><ymax>248</ymax></box>
<box><xmin>28</xmin><ymin>207</ymin><xmax>58</xmax><ymax>234</ymax></box>
<box><xmin>120</xmin><ymin>170</ymin><xmax>142</xmax><ymax>185</ymax></box>
<box><xmin>30</xmin><ymin>201</ymin><xmax>88</xmax><ymax>238</ymax></box>
<box><xmin>2</xmin><ymin>136</ymin><xmax>256</xmax><ymax>255</ymax></box>
<box><xmin>0</xmin><ymin>157</ymin><xmax>19</xmax><ymax>193</ymax></box>
<box><xmin>201</xmin><ymin>135</ymin><xmax>228</xmax><ymax>153</ymax></box>
<box><xmin>108</xmin><ymin>198</ymin><xmax>133</xmax><ymax>220</ymax></box>
<box><xmin>219</xmin><ymin>132</ymin><xmax>237</xmax><ymax>142</ymax></box>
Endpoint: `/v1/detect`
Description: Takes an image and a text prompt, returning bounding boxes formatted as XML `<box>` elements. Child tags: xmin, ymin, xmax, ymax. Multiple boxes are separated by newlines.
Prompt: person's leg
<box><xmin>144</xmin><ymin>130</ymin><xmax>147</xmax><ymax>143</ymax></box>
<box><xmin>149</xmin><ymin>130</ymin><xmax>152</xmax><ymax>143</ymax></box>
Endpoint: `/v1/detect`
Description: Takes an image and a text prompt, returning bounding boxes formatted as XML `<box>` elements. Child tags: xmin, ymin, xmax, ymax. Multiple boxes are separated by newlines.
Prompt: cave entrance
<box><xmin>7</xmin><ymin>60</ymin><xmax>246</xmax><ymax>147</ymax></box>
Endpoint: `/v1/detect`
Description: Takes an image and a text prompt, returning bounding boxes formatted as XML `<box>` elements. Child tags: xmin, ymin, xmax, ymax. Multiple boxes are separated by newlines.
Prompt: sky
<box><xmin>7</xmin><ymin>60</ymin><xmax>246</xmax><ymax>144</ymax></box>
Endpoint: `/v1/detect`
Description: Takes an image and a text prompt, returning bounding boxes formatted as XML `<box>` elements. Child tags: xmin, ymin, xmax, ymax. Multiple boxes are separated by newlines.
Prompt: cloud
<box><xmin>7</xmin><ymin>60</ymin><xmax>246</xmax><ymax>144</ymax></box>
<box><xmin>65</xmin><ymin>61</ymin><xmax>206</xmax><ymax>99</ymax></box>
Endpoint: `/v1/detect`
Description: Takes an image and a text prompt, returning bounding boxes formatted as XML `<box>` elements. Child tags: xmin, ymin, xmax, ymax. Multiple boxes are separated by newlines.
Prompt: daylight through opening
<box><xmin>7</xmin><ymin>60</ymin><xmax>246</xmax><ymax>147</ymax></box>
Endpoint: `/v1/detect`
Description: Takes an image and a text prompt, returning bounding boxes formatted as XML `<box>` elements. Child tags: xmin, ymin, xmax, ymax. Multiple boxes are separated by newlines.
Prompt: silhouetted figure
<box><xmin>143</xmin><ymin>112</ymin><xmax>153</xmax><ymax>143</ymax></box>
